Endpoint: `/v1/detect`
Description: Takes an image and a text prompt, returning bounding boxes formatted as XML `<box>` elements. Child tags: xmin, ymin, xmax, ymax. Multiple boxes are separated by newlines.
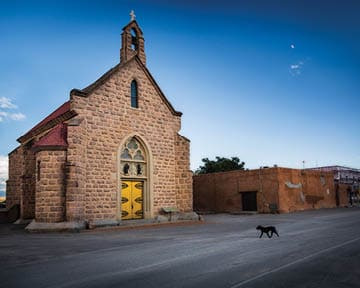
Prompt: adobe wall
<box><xmin>35</xmin><ymin>150</ymin><xmax>66</xmax><ymax>222</ymax></box>
<box><xmin>336</xmin><ymin>183</ymin><xmax>353</xmax><ymax>207</ymax></box>
<box><xmin>68</xmin><ymin>59</ymin><xmax>190</xmax><ymax>222</ymax></box>
<box><xmin>193</xmin><ymin>167</ymin><xmax>337</xmax><ymax>214</ymax></box>
<box><xmin>238</xmin><ymin>168</ymin><xmax>279</xmax><ymax>213</ymax></box>
<box><xmin>6</xmin><ymin>147</ymin><xmax>24</xmax><ymax>210</ymax></box>
<box><xmin>193</xmin><ymin>173</ymin><xmax>217</xmax><ymax>213</ymax></box>
<box><xmin>193</xmin><ymin>168</ymin><xmax>279</xmax><ymax>214</ymax></box>
<box><xmin>277</xmin><ymin>168</ymin><xmax>336</xmax><ymax>213</ymax></box>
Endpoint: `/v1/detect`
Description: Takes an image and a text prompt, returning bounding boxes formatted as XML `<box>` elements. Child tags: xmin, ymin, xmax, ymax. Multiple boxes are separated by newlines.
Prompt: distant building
<box><xmin>307</xmin><ymin>166</ymin><xmax>360</xmax><ymax>206</ymax></box>
<box><xmin>307</xmin><ymin>166</ymin><xmax>360</xmax><ymax>184</ymax></box>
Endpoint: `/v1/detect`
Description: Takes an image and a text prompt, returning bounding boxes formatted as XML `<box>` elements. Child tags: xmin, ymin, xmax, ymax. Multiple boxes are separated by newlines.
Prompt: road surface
<box><xmin>1</xmin><ymin>208</ymin><xmax>359</xmax><ymax>287</ymax></box>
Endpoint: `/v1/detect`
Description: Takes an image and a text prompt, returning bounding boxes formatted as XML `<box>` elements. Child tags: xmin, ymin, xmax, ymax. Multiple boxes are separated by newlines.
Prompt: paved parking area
<box><xmin>1</xmin><ymin>208</ymin><xmax>360</xmax><ymax>287</ymax></box>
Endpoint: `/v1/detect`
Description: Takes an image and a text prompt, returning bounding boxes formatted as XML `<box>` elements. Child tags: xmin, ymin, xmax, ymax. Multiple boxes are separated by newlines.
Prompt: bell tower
<box><xmin>120</xmin><ymin>10</ymin><xmax>146</xmax><ymax>65</ymax></box>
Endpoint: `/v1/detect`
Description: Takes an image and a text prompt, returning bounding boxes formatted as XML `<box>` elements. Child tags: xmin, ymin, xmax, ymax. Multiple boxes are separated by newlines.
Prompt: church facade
<box><xmin>6</xmin><ymin>18</ymin><xmax>193</xmax><ymax>226</ymax></box>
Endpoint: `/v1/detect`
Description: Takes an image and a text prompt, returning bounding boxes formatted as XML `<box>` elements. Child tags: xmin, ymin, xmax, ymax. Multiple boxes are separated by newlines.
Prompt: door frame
<box><xmin>117</xmin><ymin>134</ymin><xmax>153</xmax><ymax>221</ymax></box>
<box><xmin>240</xmin><ymin>191</ymin><xmax>258</xmax><ymax>211</ymax></box>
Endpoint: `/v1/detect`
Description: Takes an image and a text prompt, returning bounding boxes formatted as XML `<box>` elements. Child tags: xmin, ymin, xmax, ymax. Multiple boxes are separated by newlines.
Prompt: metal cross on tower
<box><xmin>130</xmin><ymin>10</ymin><xmax>136</xmax><ymax>21</ymax></box>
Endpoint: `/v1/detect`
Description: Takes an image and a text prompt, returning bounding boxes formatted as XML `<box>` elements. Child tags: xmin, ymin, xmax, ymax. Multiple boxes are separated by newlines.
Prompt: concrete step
<box><xmin>230</xmin><ymin>211</ymin><xmax>258</xmax><ymax>215</ymax></box>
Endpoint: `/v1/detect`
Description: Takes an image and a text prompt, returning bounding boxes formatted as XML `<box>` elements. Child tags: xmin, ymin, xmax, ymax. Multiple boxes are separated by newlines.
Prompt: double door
<box><xmin>121</xmin><ymin>181</ymin><xmax>143</xmax><ymax>220</ymax></box>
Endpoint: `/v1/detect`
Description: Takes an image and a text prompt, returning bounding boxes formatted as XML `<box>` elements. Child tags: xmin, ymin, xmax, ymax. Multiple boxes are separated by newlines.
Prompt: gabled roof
<box><xmin>30</xmin><ymin>101</ymin><xmax>70</xmax><ymax>132</ymax></box>
<box><xmin>19</xmin><ymin>54</ymin><xmax>181</xmax><ymax>145</ymax></box>
<box><xmin>122</xmin><ymin>20</ymin><xmax>144</xmax><ymax>35</ymax></box>
<box><xmin>71</xmin><ymin>56</ymin><xmax>182</xmax><ymax>117</ymax></box>
<box><xmin>17</xmin><ymin>101</ymin><xmax>76</xmax><ymax>144</ymax></box>
<box><xmin>32</xmin><ymin>123</ymin><xmax>68</xmax><ymax>150</ymax></box>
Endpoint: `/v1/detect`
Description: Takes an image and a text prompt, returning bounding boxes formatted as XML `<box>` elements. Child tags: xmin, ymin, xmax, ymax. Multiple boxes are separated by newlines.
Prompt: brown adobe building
<box><xmin>193</xmin><ymin>167</ymin><xmax>349</xmax><ymax>214</ymax></box>
<box><xmin>6</xmin><ymin>17</ymin><xmax>193</xmax><ymax>228</ymax></box>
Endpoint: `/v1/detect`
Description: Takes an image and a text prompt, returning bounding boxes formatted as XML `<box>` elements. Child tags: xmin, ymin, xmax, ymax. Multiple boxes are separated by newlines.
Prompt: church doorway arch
<box><xmin>118</xmin><ymin>136</ymin><xmax>152</xmax><ymax>220</ymax></box>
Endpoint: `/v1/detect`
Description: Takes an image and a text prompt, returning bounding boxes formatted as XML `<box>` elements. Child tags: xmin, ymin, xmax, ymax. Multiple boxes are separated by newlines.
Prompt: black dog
<box><xmin>256</xmin><ymin>225</ymin><xmax>279</xmax><ymax>238</ymax></box>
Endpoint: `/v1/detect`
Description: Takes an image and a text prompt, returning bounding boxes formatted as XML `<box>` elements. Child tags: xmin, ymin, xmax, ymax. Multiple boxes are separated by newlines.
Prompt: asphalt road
<box><xmin>1</xmin><ymin>208</ymin><xmax>360</xmax><ymax>288</ymax></box>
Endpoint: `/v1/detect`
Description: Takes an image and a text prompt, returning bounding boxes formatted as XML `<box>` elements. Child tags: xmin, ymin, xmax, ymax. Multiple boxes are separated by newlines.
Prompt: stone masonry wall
<box><xmin>6</xmin><ymin>146</ymin><xmax>24</xmax><ymax>210</ymax></box>
<box><xmin>65</xmin><ymin>121</ymin><xmax>87</xmax><ymax>222</ymax></box>
<box><xmin>175</xmin><ymin>135</ymin><xmax>193</xmax><ymax>212</ymax></box>
<box><xmin>69</xmin><ymin>59</ymin><xmax>187</xmax><ymax>221</ymax></box>
<box><xmin>35</xmin><ymin>150</ymin><xmax>66</xmax><ymax>222</ymax></box>
<box><xmin>21</xmin><ymin>144</ymin><xmax>36</xmax><ymax>219</ymax></box>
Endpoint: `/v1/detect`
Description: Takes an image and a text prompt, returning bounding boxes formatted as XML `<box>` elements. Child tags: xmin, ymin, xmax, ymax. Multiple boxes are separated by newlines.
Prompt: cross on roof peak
<box><xmin>130</xmin><ymin>10</ymin><xmax>136</xmax><ymax>21</ymax></box>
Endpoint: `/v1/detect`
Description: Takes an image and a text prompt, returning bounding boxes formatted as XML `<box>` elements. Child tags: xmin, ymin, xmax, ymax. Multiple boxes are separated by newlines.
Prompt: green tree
<box><xmin>195</xmin><ymin>156</ymin><xmax>245</xmax><ymax>174</ymax></box>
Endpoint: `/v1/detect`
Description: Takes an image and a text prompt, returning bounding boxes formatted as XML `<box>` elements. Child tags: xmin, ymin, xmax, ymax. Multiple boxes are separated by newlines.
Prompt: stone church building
<box><xmin>6</xmin><ymin>17</ymin><xmax>193</xmax><ymax>228</ymax></box>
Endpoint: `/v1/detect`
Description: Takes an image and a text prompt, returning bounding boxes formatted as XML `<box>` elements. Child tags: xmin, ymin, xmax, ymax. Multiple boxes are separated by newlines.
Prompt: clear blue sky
<box><xmin>0</xmin><ymin>0</ymin><xmax>359</xmax><ymax>192</ymax></box>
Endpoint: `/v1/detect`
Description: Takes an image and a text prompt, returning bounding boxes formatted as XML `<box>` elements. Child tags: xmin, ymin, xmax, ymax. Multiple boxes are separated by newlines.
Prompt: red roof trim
<box><xmin>33</xmin><ymin>123</ymin><xmax>68</xmax><ymax>149</ymax></box>
<box><xmin>18</xmin><ymin>101</ymin><xmax>73</xmax><ymax>143</ymax></box>
<box><xmin>27</xmin><ymin>101</ymin><xmax>70</xmax><ymax>134</ymax></box>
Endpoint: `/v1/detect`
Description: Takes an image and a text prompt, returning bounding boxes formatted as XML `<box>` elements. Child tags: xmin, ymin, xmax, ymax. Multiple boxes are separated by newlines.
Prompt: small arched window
<box><xmin>131</xmin><ymin>28</ymin><xmax>138</xmax><ymax>51</ymax></box>
<box><xmin>131</xmin><ymin>80</ymin><xmax>138</xmax><ymax>108</ymax></box>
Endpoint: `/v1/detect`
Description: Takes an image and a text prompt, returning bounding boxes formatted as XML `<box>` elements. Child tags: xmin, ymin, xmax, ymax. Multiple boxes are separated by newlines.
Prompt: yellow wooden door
<box><xmin>121</xmin><ymin>182</ymin><xmax>132</xmax><ymax>220</ymax></box>
<box><xmin>121</xmin><ymin>181</ymin><xmax>143</xmax><ymax>220</ymax></box>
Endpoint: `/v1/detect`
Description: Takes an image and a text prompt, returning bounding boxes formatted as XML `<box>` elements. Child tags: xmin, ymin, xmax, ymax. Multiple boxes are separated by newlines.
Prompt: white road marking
<box><xmin>230</xmin><ymin>236</ymin><xmax>360</xmax><ymax>288</ymax></box>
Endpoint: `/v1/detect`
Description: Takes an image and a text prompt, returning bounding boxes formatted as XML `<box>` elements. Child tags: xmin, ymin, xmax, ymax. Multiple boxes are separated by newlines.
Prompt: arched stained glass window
<box><xmin>120</xmin><ymin>137</ymin><xmax>146</xmax><ymax>178</ymax></box>
<box><xmin>121</xmin><ymin>148</ymin><xmax>132</xmax><ymax>159</ymax></box>
<box><xmin>131</xmin><ymin>80</ymin><xmax>138</xmax><ymax>108</ymax></box>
